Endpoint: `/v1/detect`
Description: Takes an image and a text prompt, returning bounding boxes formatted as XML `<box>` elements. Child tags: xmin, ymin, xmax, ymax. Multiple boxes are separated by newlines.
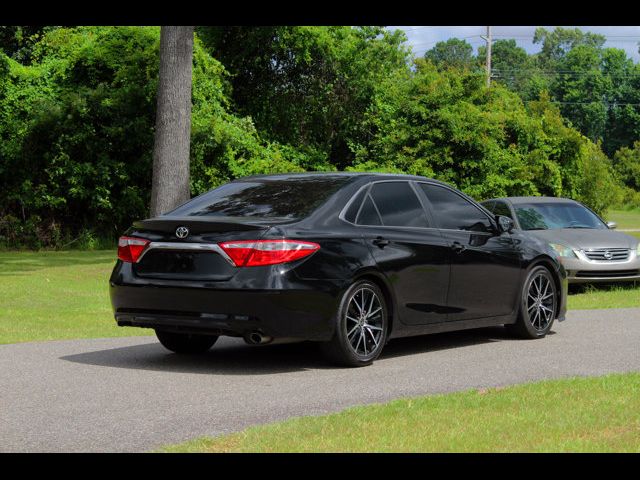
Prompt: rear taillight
<box><xmin>117</xmin><ymin>236</ymin><xmax>150</xmax><ymax>263</ymax></box>
<box><xmin>218</xmin><ymin>239</ymin><xmax>320</xmax><ymax>267</ymax></box>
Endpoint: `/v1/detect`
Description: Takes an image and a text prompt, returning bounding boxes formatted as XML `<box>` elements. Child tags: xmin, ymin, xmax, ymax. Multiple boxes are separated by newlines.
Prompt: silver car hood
<box><xmin>523</xmin><ymin>228</ymin><xmax>639</xmax><ymax>250</ymax></box>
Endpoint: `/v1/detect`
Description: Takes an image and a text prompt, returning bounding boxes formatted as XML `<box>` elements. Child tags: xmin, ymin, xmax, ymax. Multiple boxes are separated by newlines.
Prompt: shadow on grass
<box><xmin>60</xmin><ymin>326</ymin><xmax>510</xmax><ymax>376</ymax></box>
<box><xmin>0</xmin><ymin>250</ymin><xmax>115</xmax><ymax>275</ymax></box>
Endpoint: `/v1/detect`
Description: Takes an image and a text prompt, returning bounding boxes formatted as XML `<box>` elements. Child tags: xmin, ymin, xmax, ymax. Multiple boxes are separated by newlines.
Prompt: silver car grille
<box><xmin>583</xmin><ymin>248</ymin><xmax>630</xmax><ymax>261</ymax></box>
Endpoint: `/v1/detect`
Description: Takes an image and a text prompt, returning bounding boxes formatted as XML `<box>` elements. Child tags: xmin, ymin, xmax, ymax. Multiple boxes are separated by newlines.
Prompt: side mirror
<box><xmin>606</xmin><ymin>221</ymin><xmax>617</xmax><ymax>230</ymax></box>
<box><xmin>496</xmin><ymin>215</ymin><xmax>514</xmax><ymax>233</ymax></box>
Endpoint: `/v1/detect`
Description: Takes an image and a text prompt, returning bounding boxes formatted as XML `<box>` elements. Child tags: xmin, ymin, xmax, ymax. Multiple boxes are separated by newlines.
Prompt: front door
<box><xmin>417</xmin><ymin>183</ymin><xmax>522</xmax><ymax>321</ymax></box>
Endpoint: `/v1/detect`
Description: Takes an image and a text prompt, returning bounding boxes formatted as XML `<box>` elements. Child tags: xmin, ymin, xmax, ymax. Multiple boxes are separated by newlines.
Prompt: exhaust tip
<box><xmin>244</xmin><ymin>331</ymin><xmax>273</xmax><ymax>345</ymax></box>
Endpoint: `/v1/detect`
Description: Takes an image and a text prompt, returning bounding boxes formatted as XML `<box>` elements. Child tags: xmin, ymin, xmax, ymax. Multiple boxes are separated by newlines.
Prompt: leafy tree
<box><xmin>0</xmin><ymin>26</ymin><xmax>319</xmax><ymax>247</ymax></box>
<box><xmin>477</xmin><ymin>39</ymin><xmax>546</xmax><ymax>97</ymax></box>
<box><xmin>196</xmin><ymin>26</ymin><xmax>410</xmax><ymax>169</ymax></box>
<box><xmin>424</xmin><ymin>38</ymin><xmax>477</xmax><ymax>70</ymax></box>
<box><xmin>349</xmin><ymin>60</ymin><xmax>621</xmax><ymax>214</ymax></box>
<box><xmin>533</xmin><ymin>27</ymin><xmax>606</xmax><ymax>68</ymax></box>
<box><xmin>614</xmin><ymin>141</ymin><xmax>640</xmax><ymax>190</ymax></box>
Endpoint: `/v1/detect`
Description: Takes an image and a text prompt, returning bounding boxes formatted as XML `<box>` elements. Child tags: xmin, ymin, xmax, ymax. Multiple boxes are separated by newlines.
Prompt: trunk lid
<box><xmin>128</xmin><ymin>216</ymin><xmax>289</xmax><ymax>281</ymax></box>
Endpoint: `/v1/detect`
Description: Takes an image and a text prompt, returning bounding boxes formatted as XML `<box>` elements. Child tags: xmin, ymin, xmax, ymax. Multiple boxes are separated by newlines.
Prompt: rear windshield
<box><xmin>167</xmin><ymin>176</ymin><xmax>352</xmax><ymax>220</ymax></box>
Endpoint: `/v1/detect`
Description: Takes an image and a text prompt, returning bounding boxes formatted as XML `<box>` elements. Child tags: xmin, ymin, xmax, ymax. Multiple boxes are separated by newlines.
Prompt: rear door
<box><xmin>349</xmin><ymin>181</ymin><xmax>451</xmax><ymax>325</ymax></box>
<box><xmin>417</xmin><ymin>183</ymin><xmax>522</xmax><ymax>321</ymax></box>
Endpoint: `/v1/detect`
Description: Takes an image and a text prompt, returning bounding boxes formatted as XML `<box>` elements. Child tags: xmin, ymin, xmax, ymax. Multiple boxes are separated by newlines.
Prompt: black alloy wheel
<box><xmin>507</xmin><ymin>265</ymin><xmax>557</xmax><ymax>339</ymax></box>
<box><xmin>320</xmin><ymin>280</ymin><xmax>388</xmax><ymax>367</ymax></box>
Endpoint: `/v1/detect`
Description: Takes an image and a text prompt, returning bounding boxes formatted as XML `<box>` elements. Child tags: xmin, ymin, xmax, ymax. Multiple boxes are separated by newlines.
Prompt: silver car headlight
<box><xmin>550</xmin><ymin>243</ymin><xmax>578</xmax><ymax>258</ymax></box>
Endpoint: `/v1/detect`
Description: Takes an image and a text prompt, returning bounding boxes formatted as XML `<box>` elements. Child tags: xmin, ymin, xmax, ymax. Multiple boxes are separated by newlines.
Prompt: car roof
<box><xmin>483</xmin><ymin>196</ymin><xmax>581</xmax><ymax>205</ymax></box>
<box><xmin>233</xmin><ymin>171</ymin><xmax>452</xmax><ymax>186</ymax></box>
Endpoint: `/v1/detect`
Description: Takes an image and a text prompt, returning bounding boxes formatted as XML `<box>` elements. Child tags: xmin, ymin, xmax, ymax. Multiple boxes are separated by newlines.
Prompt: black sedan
<box><xmin>110</xmin><ymin>173</ymin><xmax>568</xmax><ymax>367</ymax></box>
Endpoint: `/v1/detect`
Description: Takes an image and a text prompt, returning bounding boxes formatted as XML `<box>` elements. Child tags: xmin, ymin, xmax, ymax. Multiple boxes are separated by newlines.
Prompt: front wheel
<box><xmin>320</xmin><ymin>280</ymin><xmax>388</xmax><ymax>367</ymax></box>
<box><xmin>506</xmin><ymin>265</ymin><xmax>557</xmax><ymax>339</ymax></box>
<box><xmin>155</xmin><ymin>330</ymin><xmax>218</xmax><ymax>354</ymax></box>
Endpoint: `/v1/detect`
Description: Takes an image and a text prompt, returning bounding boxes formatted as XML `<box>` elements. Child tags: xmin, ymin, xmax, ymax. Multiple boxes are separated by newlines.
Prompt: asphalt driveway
<box><xmin>1</xmin><ymin>307</ymin><xmax>639</xmax><ymax>452</ymax></box>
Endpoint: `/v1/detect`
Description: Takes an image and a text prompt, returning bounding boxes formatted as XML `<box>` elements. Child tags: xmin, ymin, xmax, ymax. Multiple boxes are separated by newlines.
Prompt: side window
<box><xmin>482</xmin><ymin>200</ymin><xmax>496</xmax><ymax>213</ymax></box>
<box><xmin>419</xmin><ymin>183</ymin><xmax>493</xmax><ymax>232</ymax></box>
<box><xmin>343</xmin><ymin>188</ymin><xmax>367</xmax><ymax>223</ymax></box>
<box><xmin>369</xmin><ymin>182</ymin><xmax>429</xmax><ymax>228</ymax></box>
<box><xmin>493</xmin><ymin>201</ymin><xmax>513</xmax><ymax>220</ymax></box>
<box><xmin>356</xmin><ymin>195</ymin><xmax>382</xmax><ymax>226</ymax></box>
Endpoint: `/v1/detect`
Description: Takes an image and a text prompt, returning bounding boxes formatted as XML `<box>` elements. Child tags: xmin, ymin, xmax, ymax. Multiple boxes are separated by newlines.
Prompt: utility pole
<box><xmin>484</xmin><ymin>26</ymin><xmax>492</xmax><ymax>87</ymax></box>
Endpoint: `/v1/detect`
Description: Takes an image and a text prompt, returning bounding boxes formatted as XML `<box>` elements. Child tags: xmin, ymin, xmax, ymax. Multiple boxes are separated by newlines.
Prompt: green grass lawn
<box><xmin>0</xmin><ymin>250</ymin><xmax>152</xmax><ymax>344</ymax></box>
<box><xmin>605</xmin><ymin>207</ymin><xmax>640</xmax><ymax>231</ymax></box>
<box><xmin>568</xmin><ymin>283</ymin><xmax>640</xmax><ymax>310</ymax></box>
<box><xmin>160</xmin><ymin>373</ymin><xmax>640</xmax><ymax>453</ymax></box>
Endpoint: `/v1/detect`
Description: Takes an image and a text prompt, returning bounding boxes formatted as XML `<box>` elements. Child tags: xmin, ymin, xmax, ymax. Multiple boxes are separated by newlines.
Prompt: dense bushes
<box><xmin>0</xmin><ymin>26</ymin><xmax>635</xmax><ymax>248</ymax></box>
<box><xmin>0</xmin><ymin>27</ymin><xmax>325</xmax><ymax>248</ymax></box>
<box><xmin>348</xmin><ymin>60</ymin><xmax>622</xmax><ymax>213</ymax></box>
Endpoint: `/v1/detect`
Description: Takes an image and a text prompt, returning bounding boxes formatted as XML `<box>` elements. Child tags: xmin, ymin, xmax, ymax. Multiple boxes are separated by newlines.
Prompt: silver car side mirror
<box><xmin>607</xmin><ymin>221</ymin><xmax>617</xmax><ymax>230</ymax></box>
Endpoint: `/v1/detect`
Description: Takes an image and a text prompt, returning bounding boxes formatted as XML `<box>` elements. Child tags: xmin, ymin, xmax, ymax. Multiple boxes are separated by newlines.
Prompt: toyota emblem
<box><xmin>175</xmin><ymin>226</ymin><xmax>189</xmax><ymax>239</ymax></box>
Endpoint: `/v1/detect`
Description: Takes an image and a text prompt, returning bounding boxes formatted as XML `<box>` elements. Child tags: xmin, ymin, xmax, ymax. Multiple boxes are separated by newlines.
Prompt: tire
<box><xmin>155</xmin><ymin>330</ymin><xmax>218</xmax><ymax>354</ymax></box>
<box><xmin>506</xmin><ymin>265</ymin><xmax>557</xmax><ymax>339</ymax></box>
<box><xmin>320</xmin><ymin>280</ymin><xmax>389</xmax><ymax>367</ymax></box>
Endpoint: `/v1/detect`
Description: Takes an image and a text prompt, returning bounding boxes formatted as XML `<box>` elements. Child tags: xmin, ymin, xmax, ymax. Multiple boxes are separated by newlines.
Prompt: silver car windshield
<box><xmin>514</xmin><ymin>203</ymin><xmax>607</xmax><ymax>230</ymax></box>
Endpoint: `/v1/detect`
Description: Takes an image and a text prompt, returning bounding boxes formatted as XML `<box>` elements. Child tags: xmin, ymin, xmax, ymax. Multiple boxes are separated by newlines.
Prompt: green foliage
<box><xmin>0</xmin><ymin>26</ymin><xmax>632</xmax><ymax>247</ymax></box>
<box><xmin>0</xmin><ymin>26</ymin><xmax>327</xmax><ymax>247</ymax></box>
<box><xmin>613</xmin><ymin>140</ymin><xmax>640</xmax><ymax>190</ymax></box>
<box><xmin>613</xmin><ymin>141</ymin><xmax>640</xmax><ymax>207</ymax></box>
<box><xmin>349</xmin><ymin>61</ymin><xmax>621</xmax><ymax>214</ymax></box>
<box><xmin>196</xmin><ymin>26</ymin><xmax>410</xmax><ymax>169</ymax></box>
<box><xmin>424</xmin><ymin>38</ymin><xmax>477</xmax><ymax>70</ymax></box>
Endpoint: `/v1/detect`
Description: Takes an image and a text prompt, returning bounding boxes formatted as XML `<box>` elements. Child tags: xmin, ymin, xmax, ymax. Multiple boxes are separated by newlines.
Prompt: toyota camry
<box><xmin>110</xmin><ymin>173</ymin><xmax>568</xmax><ymax>367</ymax></box>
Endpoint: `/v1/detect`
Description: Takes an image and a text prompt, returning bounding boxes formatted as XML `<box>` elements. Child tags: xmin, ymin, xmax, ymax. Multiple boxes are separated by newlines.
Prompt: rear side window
<box><xmin>356</xmin><ymin>195</ymin><xmax>382</xmax><ymax>226</ymax></box>
<box><xmin>419</xmin><ymin>183</ymin><xmax>492</xmax><ymax>232</ymax></box>
<box><xmin>343</xmin><ymin>188</ymin><xmax>367</xmax><ymax>223</ymax></box>
<box><xmin>168</xmin><ymin>176</ymin><xmax>351</xmax><ymax>220</ymax></box>
<box><xmin>369</xmin><ymin>182</ymin><xmax>429</xmax><ymax>227</ymax></box>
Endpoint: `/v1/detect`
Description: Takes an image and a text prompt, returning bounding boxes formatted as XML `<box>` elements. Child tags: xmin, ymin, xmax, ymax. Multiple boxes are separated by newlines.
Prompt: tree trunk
<box><xmin>149</xmin><ymin>26</ymin><xmax>194</xmax><ymax>217</ymax></box>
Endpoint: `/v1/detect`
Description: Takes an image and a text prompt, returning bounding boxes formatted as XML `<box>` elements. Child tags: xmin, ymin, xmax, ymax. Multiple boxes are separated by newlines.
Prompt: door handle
<box><xmin>372</xmin><ymin>237</ymin><xmax>390</xmax><ymax>248</ymax></box>
<box><xmin>451</xmin><ymin>241</ymin><xmax>466</xmax><ymax>253</ymax></box>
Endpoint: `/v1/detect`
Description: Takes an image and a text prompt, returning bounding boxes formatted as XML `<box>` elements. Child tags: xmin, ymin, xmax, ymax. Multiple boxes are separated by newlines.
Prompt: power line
<box><xmin>525</xmin><ymin>100</ymin><xmax>640</xmax><ymax>106</ymax></box>
<box><xmin>492</xmin><ymin>71</ymin><xmax>640</xmax><ymax>77</ymax></box>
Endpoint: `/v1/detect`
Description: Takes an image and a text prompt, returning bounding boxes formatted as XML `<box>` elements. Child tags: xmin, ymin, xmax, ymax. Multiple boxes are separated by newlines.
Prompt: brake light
<box><xmin>218</xmin><ymin>239</ymin><xmax>320</xmax><ymax>267</ymax></box>
<box><xmin>117</xmin><ymin>236</ymin><xmax>150</xmax><ymax>263</ymax></box>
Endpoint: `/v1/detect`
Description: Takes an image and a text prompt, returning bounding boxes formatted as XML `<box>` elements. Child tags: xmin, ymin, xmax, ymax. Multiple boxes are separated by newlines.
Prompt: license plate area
<box><xmin>134</xmin><ymin>250</ymin><xmax>235</xmax><ymax>281</ymax></box>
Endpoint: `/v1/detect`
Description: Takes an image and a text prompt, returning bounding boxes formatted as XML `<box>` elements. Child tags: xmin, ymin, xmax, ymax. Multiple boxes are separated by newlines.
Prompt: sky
<box><xmin>387</xmin><ymin>26</ymin><xmax>640</xmax><ymax>62</ymax></box>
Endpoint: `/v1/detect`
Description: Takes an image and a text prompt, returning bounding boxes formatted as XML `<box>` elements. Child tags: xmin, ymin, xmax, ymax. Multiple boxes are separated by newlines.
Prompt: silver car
<box><xmin>481</xmin><ymin>197</ymin><xmax>640</xmax><ymax>284</ymax></box>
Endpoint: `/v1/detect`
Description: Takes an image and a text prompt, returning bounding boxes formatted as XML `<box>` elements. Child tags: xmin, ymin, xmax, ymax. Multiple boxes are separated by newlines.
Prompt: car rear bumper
<box><xmin>111</xmin><ymin>283</ymin><xmax>340</xmax><ymax>340</ymax></box>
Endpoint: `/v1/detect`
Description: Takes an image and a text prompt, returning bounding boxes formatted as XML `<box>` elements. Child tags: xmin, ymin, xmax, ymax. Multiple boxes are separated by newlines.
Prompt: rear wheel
<box><xmin>507</xmin><ymin>265</ymin><xmax>557</xmax><ymax>339</ymax></box>
<box><xmin>320</xmin><ymin>280</ymin><xmax>388</xmax><ymax>367</ymax></box>
<box><xmin>155</xmin><ymin>330</ymin><xmax>218</xmax><ymax>354</ymax></box>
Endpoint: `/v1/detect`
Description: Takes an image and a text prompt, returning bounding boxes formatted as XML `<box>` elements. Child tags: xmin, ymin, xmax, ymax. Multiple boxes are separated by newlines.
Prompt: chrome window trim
<box><xmin>136</xmin><ymin>242</ymin><xmax>236</xmax><ymax>266</ymax></box>
<box><xmin>338</xmin><ymin>180</ymin><xmax>438</xmax><ymax>230</ymax></box>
